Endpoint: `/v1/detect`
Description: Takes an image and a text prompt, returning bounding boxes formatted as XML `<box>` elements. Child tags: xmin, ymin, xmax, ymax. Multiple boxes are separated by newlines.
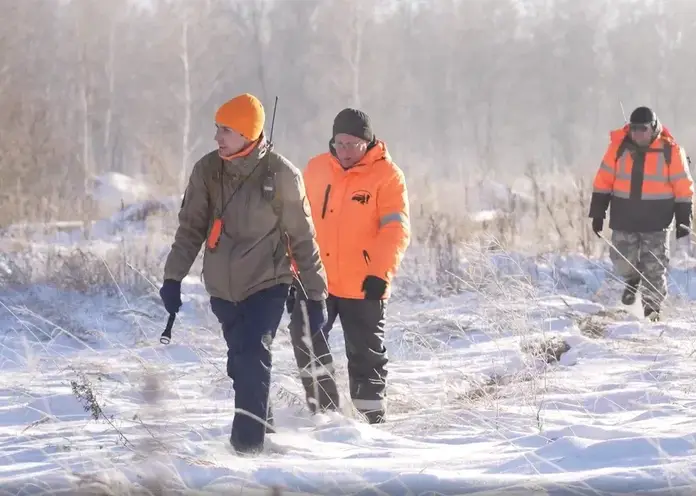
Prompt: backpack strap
<box><xmin>615</xmin><ymin>137</ymin><xmax>628</xmax><ymax>164</ymax></box>
<box><xmin>260</xmin><ymin>149</ymin><xmax>283</xmax><ymax>218</ymax></box>
<box><xmin>263</xmin><ymin>152</ymin><xmax>300</xmax><ymax>279</ymax></box>
<box><xmin>662</xmin><ymin>138</ymin><xmax>672</xmax><ymax>166</ymax></box>
<box><xmin>615</xmin><ymin>136</ymin><xmax>674</xmax><ymax>166</ymax></box>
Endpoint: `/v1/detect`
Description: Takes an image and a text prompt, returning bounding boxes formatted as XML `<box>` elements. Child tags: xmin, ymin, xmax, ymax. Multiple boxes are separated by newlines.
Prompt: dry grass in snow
<box><xmin>2</xmin><ymin>192</ymin><xmax>696</xmax><ymax>494</ymax></box>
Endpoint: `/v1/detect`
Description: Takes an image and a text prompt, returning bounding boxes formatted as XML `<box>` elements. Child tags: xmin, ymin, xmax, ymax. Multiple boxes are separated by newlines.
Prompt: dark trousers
<box><xmin>289</xmin><ymin>293</ymin><xmax>388</xmax><ymax>423</ymax></box>
<box><xmin>209</xmin><ymin>283</ymin><xmax>289</xmax><ymax>454</ymax></box>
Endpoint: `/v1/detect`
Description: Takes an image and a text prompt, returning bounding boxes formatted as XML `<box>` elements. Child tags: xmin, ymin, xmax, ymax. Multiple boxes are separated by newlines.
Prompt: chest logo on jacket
<box><xmin>351</xmin><ymin>190</ymin><xmax>372</xmax><ymax>205</ymax></box>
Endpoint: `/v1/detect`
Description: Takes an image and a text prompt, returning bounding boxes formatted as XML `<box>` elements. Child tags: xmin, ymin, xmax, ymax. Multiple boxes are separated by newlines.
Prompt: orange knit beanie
<box><xmin>215</xmin><ymin>93</ymin><xmax>265</xmax><ymax>141</ymax></box>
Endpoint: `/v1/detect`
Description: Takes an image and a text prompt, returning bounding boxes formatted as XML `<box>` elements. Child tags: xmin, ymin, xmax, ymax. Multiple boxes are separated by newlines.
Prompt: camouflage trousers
<box><xmin>609</xmin><ymin>230</ymin><xmax>670</xmax><ymax>311</ymax></box>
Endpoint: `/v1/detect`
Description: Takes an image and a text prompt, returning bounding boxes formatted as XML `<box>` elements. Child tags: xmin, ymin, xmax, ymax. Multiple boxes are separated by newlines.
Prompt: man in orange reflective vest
<box><xmin>589</xmin><ymin>106</ymin><xmax>694</xmax><ymax>320</ymax></box>
<box><xmin>286</xmin><ymin>108</ymin><xmax>410</xmax><ymax>423</ymax></box>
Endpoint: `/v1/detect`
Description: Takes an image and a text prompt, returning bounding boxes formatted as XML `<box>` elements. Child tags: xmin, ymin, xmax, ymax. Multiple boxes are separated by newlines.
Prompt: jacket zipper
<box><xmin>363</xmin><ymin>250</ymin><xmax>370</xmax><ymax>265</ymax></box>
<box><xmin>321</xmin><ymin>184</ymin><xmax>332</xmax><ymax>219</ymax></box>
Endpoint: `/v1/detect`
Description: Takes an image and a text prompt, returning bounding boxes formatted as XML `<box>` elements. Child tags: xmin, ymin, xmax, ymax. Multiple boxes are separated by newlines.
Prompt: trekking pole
<box><xmin>160</xmin><ymin>313</ymin><xmax>176</xmax><ymax>345</ymax></box>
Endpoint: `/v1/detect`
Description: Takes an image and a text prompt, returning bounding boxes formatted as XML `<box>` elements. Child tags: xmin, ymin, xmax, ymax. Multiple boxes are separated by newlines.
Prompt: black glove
<box><xmin>159</xmin><ymin>279</ymin><xmax>182</xmax><ymax>314</ymax></box>
<box><xmin>306</xmin><ymin>299</ymin><xmax>328</xmax><ymax>335</ymax></box>
<box><xmin>588</xmin><ymin>192</ymin><xmax>611</xmax><ymax>220</ymax></box>
<box><xmin>674</xmin><ymin>203</ymin><xmax>692</xmax><ymax>239</ymax></box>
<box><xmin>286</xmin><ymin>285</ymin><xmax>296</xmax><ymax>314</ymax></box>
<box><xmin>362</xmin><ymin>275</ymin><xmax>387</xmax><ymax>300</ymax></box>
<box><xmin>591</xmin><ymin>217</ymin><xmax>603</xmax><ymax>238</ymax></box>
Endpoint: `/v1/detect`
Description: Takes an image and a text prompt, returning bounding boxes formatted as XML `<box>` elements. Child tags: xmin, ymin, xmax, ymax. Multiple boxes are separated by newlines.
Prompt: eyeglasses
<box><xmin>332</xmin><ymin>140</ymin><xmax>367</xmax><ymax>151</ymax></box>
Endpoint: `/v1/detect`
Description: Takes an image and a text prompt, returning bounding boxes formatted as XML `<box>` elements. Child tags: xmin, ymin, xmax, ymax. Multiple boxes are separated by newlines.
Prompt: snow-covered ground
<box><xmin>2</xmin><ymin>212</ymin><xmax>696</xmax><ymax>494</ymax></box>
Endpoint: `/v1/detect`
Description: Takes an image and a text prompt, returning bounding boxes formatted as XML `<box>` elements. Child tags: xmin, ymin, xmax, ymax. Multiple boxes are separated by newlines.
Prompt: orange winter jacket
<box><xmin>589</xmin><ymin>123</ymin><xmax>694</xmax><ymax>232</ymax></box>
<box><xmin>301</xmin><ymin>140</ymin><xmax>410</xmax><ymax>299</ymax></box>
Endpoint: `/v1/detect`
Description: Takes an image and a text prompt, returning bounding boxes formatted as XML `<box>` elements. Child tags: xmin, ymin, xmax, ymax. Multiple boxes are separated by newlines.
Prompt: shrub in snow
<box><xmin>521</xmin><ymin>336</ymin><xmax>571</xmax><ymax>364</ymax></box>
<box><xmin>87</xmin><ymin>172</ymin><xmax>156</xmax><ymax>219</ymax></box>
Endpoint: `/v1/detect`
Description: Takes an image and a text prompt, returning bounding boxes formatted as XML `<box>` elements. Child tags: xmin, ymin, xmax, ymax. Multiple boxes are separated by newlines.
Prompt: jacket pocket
<box><xmin>202</xmin><ymin>239</ymin><xmax>232</xmax><ymax>300</ymax></box>
<box><xmin>363</xmin><ymin>249</ymin><xmax>371</xmax><ymax>266</ymax></box>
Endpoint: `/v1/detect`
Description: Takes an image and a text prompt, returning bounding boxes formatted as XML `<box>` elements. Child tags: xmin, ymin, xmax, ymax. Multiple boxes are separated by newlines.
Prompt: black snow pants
<box><xmin>289</xmin><ymin>292</ymin><xmax>388</xmax><ymax>424</ymax></box>
<box><xmin>209</xmin><ymin>283</ymin><xmax>289</xmax><ymax>454</ymax></box>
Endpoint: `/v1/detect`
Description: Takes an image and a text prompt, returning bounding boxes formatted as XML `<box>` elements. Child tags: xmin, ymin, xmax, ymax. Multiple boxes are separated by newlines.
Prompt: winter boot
<box><xmin>265</xmin><ymin>404</ymin><xmax>275</xmax><ymax>434</ymax></box>
<box><xmin>362</xmin><ymin>410</ymin><xmax>386</xmax><ymax>424</ymax></box>
<box><xmin>621</xmin><ymin>278</ymin><xmax>640</xmax><ymax>305</ymax></box>
<box><xmin>643</xmin><ymin>304</ymin><xmax>660</xmax><ymax>322</ymax></box>
<box><xmin>230</xmin><ymin>438</ymin><xmax>263</xmax><ymax>456</ymax></box>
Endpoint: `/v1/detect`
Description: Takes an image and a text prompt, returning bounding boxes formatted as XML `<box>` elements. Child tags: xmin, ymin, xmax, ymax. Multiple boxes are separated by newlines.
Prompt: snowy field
<box><xmin>2</xmin><ymin>199</ymin><xmax>696</xmax><ymax>494</ymax></box>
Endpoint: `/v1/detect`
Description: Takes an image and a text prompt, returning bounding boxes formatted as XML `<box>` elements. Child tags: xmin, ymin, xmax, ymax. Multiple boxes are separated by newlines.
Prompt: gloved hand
<box><xmin>362</xmin><ymin>275</ymin><xmax>387</xmax><ymax>300</ymax></box>
<box><xmin>286</xmin><ymin>285</ymin><xmax>297</xmax><ymax>314</ymax></box>
<box><xmin>674</xmin><ymin>203</ymin><xmax>692</xmax><ymax>240</ymax></box>
<box><xmin>305</xmin><ymin>299</ymin><xmax>328</xmax><ymax>335</ymax></box>
<box><xmin>159</xmin><ymin>279</ymin><xmax>182</xmax><ymax>314</ymax></box>
<box><xmin>591</xmin><ymin>217</ymin><xmax>603</xmax><ymax>238</ymax></box>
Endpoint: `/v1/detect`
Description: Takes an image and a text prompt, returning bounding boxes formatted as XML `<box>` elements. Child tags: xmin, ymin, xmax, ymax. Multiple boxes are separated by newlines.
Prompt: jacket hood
<box><xmin>359</xmin><ymin>139</ymin><xmax>390</xmax><ymax>165</ymax></box>
<box><xmin>329</xmin><ymin>138</ymin><xmax>391</xmax><ymax>171</ymax></box>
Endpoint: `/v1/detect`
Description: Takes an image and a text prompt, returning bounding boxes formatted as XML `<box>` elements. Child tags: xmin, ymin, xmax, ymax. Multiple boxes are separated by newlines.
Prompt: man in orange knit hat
<box><xmin>286</xmin><ymin>108</ymin><xmax>410</xmax><ymax>424</ymax></box>
<box><xmin>159</xmin><ymin>93</ymin><xmax>328</xmax><ymax>454</ymax></box>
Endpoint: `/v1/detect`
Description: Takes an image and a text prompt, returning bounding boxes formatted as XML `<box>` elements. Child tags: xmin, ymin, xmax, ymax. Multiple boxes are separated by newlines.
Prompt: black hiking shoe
<box><xmin>230</xmin><ymin>433</ymin><xmax>264</xmax><ymax>456</ymax></box>
<box><xmin>621</xmin><ymin>278</ymin><xmax>640</xmax><ymax>305</ymax></box>
<box><xmin>266</xmin><ymin>404</ymin><xmax>275</xmax><ymax>434</ymax></box>
<box><xmin>360</xmin><ymin>409</ymin><xmax>386</xmax><ymax>424</ymax></box>
<box><xmin>644</xmin><ymin>306</ymin><xmax>660</xmax><ymax>322</ymax></box>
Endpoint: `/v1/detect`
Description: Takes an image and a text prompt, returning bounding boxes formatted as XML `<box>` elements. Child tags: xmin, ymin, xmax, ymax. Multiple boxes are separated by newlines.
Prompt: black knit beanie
<box><xmin>332</xmin><ymin>108</ymin><xmax>374</xmax><ymax>142</ymax></box>
<box><xmin>629</xmin><ymin>106</ymin><xmax>657</xmax><ymax>127</ymax></box>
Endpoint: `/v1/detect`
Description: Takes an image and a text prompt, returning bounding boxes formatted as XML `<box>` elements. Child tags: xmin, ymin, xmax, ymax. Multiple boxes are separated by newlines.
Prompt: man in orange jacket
<box><xmin>589</xmin><ymin>106</ymin><xmax>694</xmax><ymax>321</ymax></box>
<box><xmin>286</xmin><ymin>108</ymin><xmax>410</xmax><ymax>423</ymax></box>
